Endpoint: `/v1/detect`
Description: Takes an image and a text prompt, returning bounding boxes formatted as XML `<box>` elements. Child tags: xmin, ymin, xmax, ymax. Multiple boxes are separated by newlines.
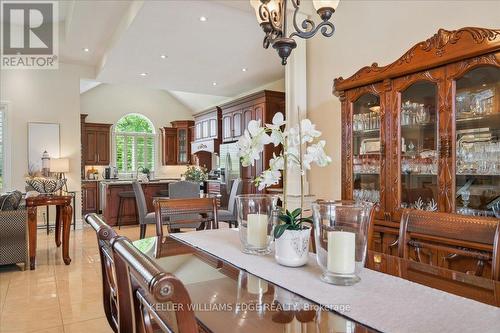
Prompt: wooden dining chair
<box><xmin>111</xmin><ymin>236</ymin><xmax>200</xmax><ymax>333</ymax></box>
<box><xmin>153</xmin><ymin>197</ymin><xmax>218</xmax><ymax>237</ymax></box>
<box><xmin>398</xmin><ymin>209</ymin><xmax>500</xmax><ymax>280</ymax></box>
<box><xmin>85</xmin><ymin>213</ymin><xmax>120</xmax><ymax>333</ymax></box>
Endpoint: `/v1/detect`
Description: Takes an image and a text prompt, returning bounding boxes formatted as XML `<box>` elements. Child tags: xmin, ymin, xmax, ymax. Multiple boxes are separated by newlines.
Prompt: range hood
<box><xmin>191</xmin><ymin>139</ymin><xmax>220</xmax><ymax>154</ymax></box>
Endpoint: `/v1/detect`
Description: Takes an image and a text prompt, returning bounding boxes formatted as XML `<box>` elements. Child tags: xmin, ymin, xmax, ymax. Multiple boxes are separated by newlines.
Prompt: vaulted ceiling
<box><xmin>61</xmin><ymin>0</ymin><xmax>285</xmax><ymax>104</ymax></box>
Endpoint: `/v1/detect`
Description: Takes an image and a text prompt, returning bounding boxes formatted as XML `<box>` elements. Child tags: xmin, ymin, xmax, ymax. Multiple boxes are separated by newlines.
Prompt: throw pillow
<box><xmin>0</xmin><ymin>190</ymin><xmax>23</xmax><ymax>211</ymax></box>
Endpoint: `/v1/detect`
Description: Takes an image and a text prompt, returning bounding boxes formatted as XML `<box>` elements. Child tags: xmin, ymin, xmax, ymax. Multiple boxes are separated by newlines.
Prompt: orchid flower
<box><xmin>266</xmin><ymin>112</ymin><xmax>286</xmax><ymax>146</ymax></box>
<box><xmin>302</xmin><ymin>140</ymin><xmax>332</xmax><ymax>170</ymax></box>
<box><xmin>238</xmin><ymin>111</ymin><xmax>332</xmax><ymax>204</ymax></box>
<box><xmin>300</xmin><ymin>119</ymin><xmax>321</xmax><ymax>144</ymax></box>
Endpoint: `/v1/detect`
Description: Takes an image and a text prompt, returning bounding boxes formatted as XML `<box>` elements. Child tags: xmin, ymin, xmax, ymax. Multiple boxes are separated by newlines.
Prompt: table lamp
<box><xmin>50</xmin><ymin>158</ymin><xmax>70</xmax><ymax>193</ymax></box>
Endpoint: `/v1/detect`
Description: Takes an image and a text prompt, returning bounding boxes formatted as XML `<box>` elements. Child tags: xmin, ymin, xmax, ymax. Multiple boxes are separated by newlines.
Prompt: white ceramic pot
<box><xmin>274</xmin><ymin>227</ymin><xmax>311</xmax><ymax>267</ymax></box>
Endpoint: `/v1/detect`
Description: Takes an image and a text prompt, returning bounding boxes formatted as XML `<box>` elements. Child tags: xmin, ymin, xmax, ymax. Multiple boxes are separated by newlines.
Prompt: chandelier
<box><xmin>250</xmin><ymin>0</ymin><xmax>339</xmax><ymax>65</ymax></box>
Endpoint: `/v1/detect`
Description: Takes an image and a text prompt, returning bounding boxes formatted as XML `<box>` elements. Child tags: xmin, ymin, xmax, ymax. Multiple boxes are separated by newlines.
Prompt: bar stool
<box><xmin>117</xmin><ymin>191</ymin><xmax>136</xmax><ymax>230</ymax></box>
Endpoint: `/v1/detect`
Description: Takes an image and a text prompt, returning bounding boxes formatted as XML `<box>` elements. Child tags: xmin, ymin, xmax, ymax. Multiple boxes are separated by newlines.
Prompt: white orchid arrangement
<box><xmin>237</xmin><ymin>111</ymin><xmax>332</xmax><ymax>212</ymax></box>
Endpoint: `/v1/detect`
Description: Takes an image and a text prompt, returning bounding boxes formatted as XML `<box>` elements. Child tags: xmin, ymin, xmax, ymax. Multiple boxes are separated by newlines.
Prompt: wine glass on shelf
<box><xmin>492</xmin><ymin>202</ymin><xmax>500</xmax><ymax>219</ymax></box>
<box><xmin>460</xmin><ymin>190</ymin><xmax>471</xmax><ymax>215</ymax></box>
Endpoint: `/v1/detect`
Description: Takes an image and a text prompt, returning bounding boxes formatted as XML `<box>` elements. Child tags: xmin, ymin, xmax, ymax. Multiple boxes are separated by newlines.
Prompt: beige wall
<box><xmin>80</xmin><ymin>83</ymin><xmax>194</xmax><ymax>178</ymax></box>
<box><xmin>1</xmin><ymin>63</ymin><xmax>95</xmax><ymax>222</ymax></box>
<box><xmin>306</xmin><ymin>0</ymin><xmax>500</xmax><ymax>200</ymax></box>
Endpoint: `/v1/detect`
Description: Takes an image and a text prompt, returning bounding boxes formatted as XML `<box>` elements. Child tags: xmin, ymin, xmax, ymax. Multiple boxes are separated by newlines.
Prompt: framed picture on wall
<box><xmin>28</xmin><ymin>122</ymin><xmax>60</xmax><ymax>173</ymax></box>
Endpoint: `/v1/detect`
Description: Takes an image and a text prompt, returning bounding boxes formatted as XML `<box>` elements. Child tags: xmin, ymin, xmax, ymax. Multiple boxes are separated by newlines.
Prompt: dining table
<box><xmin>133</xmin><ymin>229</ymin><xmax>500</xmax><ymax>333</ymax></box>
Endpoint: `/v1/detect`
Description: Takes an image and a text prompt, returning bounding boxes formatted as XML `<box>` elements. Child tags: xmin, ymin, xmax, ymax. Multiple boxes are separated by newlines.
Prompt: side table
<box><xmin>26</xmin><ymin>195</ymin><xmax>73</xmax><ymax>270</ymax></box>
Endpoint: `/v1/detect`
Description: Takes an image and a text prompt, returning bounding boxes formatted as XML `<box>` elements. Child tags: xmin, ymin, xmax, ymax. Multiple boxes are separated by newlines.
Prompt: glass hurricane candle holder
<box><xmin>312</xmin><ymin>201</ymin><xmax>374</xmax><ymax>286</ymax></box>
<box><xmin>236</xmin><ymin>194</ymin><xmax>278</xmax><ymax>255</ymax></box>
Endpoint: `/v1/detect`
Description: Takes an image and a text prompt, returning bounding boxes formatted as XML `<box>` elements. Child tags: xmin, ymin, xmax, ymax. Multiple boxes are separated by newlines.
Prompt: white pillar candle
<box><xmin>247</xmin><ymin>275</ymin><xmax>268</xmax><ymax>294</ymax></box>
<box><xmin>327</xmin><ymin>231</ymin><xmax>356</xmax><ymax>274</ymax></box>
<box><xmin>247</xmin><ymin>214</ymin><xmax>268</xmax><ymax>247</ymax></box>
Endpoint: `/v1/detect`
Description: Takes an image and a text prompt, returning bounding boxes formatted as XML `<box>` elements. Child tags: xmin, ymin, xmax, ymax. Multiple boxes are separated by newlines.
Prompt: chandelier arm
<box><xmin>263</xmin><ymin>29</ymin><xmax>281</xmax><ymax>49</ymax></box>
<box><xmin>289</xmin><ymin>19</ymin><xmax>335</xmax><ymax>40</ymax></box>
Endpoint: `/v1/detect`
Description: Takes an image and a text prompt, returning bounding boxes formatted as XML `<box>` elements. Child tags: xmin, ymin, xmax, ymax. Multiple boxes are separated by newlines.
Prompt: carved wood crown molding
<box><xmin>333</xmin><ymin>27</ymin><xmax>500</xmax><ymax>93</ymax></box>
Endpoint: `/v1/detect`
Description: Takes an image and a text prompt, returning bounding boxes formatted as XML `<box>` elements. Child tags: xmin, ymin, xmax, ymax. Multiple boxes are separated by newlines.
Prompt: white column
<box><xmin>284</xmin><ymin>10</ymin><xmax>315</xmax><ymax>211</ymax></box>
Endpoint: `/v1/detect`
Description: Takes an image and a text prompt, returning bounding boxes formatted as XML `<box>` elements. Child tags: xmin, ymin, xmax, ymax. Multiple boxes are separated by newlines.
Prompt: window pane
<box><xmin>115</xmin><ymin>114</ymin><xmax>154</xmax><ymax>133</ymax></box>
<box><xmin>137</xmin><ymin>137</ymin><xmax>145</xmax><ymax>170</ymax></box>
<box><xmin>114</xmin><ymin>114</ymin><xmax>156</xmax><ymax>174</ymax></box>
<box><xmin>116</xmin><ymin>135</ymin><xmax>125</xmax><ymax>172</ymax></box>
<box><xmin>126</xmin><ymin>136</ymin><xmax>134</xmax><ymax>172</ymax></box>
<box><xmin>146</xmin><ymin>136</ymin><xmax>154</xmax><ymax>170</ymax></box>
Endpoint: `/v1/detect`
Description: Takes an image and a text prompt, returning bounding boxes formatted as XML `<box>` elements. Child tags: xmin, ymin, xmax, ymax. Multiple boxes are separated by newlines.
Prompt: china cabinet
<box><xmin>334</xmin><ymin>27</ymin><xmax>500</xmax><ymax>255</ymax></box>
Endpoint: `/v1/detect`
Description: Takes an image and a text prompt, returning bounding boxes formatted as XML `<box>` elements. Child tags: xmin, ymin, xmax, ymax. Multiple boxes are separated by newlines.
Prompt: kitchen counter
<box><xmin>101</xmin><ymin>178</ymin><xmax>180</xmax><ymax>186</ymax></box>
<box><xmin>101</xmin><ymin>180</ymin><xmax>180</xmax><ymax>226</ymax></box>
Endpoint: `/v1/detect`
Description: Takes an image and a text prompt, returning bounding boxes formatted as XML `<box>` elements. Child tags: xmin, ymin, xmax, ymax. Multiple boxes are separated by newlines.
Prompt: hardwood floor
<box><xmin>0</xmin><ymin>224</ymin><xmax>157</xmax><ymax>332</ymax></box>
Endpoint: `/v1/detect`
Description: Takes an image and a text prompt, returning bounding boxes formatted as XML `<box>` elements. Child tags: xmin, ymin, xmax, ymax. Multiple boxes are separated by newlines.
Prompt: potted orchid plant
<box><xmin>238</xmin><ymin>111</ymin><xmax>331</xmax><ymax>266</ymax></box>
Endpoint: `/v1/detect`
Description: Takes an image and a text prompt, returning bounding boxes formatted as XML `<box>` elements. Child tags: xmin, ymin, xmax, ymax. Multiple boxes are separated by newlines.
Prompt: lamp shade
<box><xmin>50</xmin><ymin>158</ymin><xmax>70</xmax><ymax>173</ymax></box>
<box><xmin>312</xmin><ymin>0</ymin><xmax>340</xmax><ymax>10</ymax></box>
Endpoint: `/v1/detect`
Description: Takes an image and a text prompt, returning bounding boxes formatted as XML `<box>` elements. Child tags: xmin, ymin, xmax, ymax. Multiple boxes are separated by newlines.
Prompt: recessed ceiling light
<box><xmin>482</xmin><ymin>83</ymin><xmax>487</xmax><ymax>87</ymax></box>
<box><xmin>82</xmin><ymin>48</ymin><xmax>90</xmax><ymax>52</ymax></box>
<box><xmin>212</xmin><ymin>81</ymin><xmax>217</xmax><ymax>86</ymax></box>
<box><xmin>160</xmin><ymin>54</ymin><xmax>167</xmax><ymax>59</ymax></box>
<box><xmin>242</xmin><ymin>68</ymin><xmax>247</xmax><ymax>72</ymax></box>
<box><xmin>140</xmin><ymin>72</ymin><xmax>148</xmax><ymax>77</ymax></box>
<box><xmin>199</xmin><ymin>16</ymin><xmax>207</xmax><ymax>22</ymax></box>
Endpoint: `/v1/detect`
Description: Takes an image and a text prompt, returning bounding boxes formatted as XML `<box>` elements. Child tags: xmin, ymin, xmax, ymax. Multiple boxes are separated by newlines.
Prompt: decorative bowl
<box><xmin>25</xmin><ymin>177</ymin><xmax>66</xmax><ymax>194</ymax></box>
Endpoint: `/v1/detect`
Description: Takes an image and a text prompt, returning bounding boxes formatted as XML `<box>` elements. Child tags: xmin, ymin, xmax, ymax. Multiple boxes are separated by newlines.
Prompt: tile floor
<box><xmin>0</xmin><ymin>224</ymin><xmax>156</xmax><ymax>333</ymax></box>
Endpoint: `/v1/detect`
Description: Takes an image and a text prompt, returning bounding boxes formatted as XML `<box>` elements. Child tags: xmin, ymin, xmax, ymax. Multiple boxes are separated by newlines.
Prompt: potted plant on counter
<box><xmin>183</xmin><ymin>165</ymin><xmax>208</xmax><ymax>190</ymax></box>
<box><xmin>238</xmin><ymin>110</ymin><xmax>332</xmax><ymax>266</ymax></box>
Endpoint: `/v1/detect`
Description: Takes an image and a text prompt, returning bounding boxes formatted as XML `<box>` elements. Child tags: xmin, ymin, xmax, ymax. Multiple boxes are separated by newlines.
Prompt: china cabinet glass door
<box><xmin>352</xmin><ymin>94</ymin><xmax>381</xmax><ymax>205</ymax></box>
<box><xmin>454</xmin><ymin>66</ymin><xmax>500</xmax><ymax>217</ymax></box>
<box><xmin>399</xmin><ymin>82</ymin><xmax>439</xmax><ymax>211</ymax></box>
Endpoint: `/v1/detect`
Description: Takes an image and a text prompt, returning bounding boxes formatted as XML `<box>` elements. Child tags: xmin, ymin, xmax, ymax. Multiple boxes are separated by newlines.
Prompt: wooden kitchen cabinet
<box><xmin>220</xmin><ymin>90</ymin><xmax>285</xmax><ymax>194</ymax></box>
<box><xmin>83</xmin><ymin>122</ymin><xmax>112</xmax><ymax>165</ymax></box>
<box><xmin>160</xmin><ymin>127</ymin><xmax>178</xmax><ymax>165</ymax></box>
<box><xmin>334</xmin><ymin>27</ymin><xmax>500</xmax><ymax>256</ymax></box>
<box><xmin>160</xmin><ymin>121</ymin><xmax>194</xmax><ymax>165</ymax></box>
<box><xmin>81</xmin><ymin>181</ymin><xmax>99</xmax><ymax>214</ymax></box>
<box><xmin>194</xmin><ymin>107</ymin><xmax>222</xmax><ymax>141</ymax></box>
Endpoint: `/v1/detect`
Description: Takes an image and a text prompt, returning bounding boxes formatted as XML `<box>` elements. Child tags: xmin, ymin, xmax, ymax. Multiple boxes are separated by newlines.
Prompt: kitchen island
<box><xmin>101</xmin><ymin>179</ymin><xmax>179</xmax><ymax>226</ymax></box>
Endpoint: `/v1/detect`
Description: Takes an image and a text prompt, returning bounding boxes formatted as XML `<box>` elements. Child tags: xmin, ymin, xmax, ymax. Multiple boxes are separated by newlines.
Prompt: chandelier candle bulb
<box><xmin>327</xmin><ymin>231</ymin><xmax>356</xmax><ymax>274</ymax></box>
<box><xmin>247</xmin><ymin>214</ymin><xmax>268</xmax><ymax>247</ymax></box>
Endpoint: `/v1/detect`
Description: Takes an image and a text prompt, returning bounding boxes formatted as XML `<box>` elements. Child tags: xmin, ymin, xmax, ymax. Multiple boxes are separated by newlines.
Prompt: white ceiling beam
<box><xmin>97</xmin><ymin>0</ymin><xmax>145</xmax><ymax>76</ymax></box>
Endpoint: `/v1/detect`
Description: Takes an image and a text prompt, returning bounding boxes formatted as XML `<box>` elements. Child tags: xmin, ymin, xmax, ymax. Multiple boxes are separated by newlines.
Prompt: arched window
<box><xmin>114</xmin><ymin>114</ymin><xmax>155</xmax><ymax>173</ymax></box>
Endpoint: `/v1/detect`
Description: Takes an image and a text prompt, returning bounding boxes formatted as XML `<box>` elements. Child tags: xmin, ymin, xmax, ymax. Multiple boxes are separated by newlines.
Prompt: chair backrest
<box><xmin>132</xmin><ymin>181</ymin><xmax>148</xmax><ymax>224</ymax></box>
<box><xmin>154</xmin><ymin>197</ymin><xmax>218</xmax><ymax>237</ymax></box>
<box><xmin>168</xmin><ymin>180</ymin><xmax>200</xmax><ymax>199</ymax></box>
<box><xmin>227</xmin><ymin>178</ymin><xmax>242</xmax><ymax>215</ymax></box>
<box><xmin>84</xmin><ymin>214</ymin><xmax>120</xmax><ymax>333</ymax></box>
<box><xmin>398</xmin><ymin>209</ymin><xmax>500</xmax><ymax>280</ymax></box>
<box><xmin>111</xmin><ymin>236</ymin><xmax>198</xmax><ymax>333</ymax></box>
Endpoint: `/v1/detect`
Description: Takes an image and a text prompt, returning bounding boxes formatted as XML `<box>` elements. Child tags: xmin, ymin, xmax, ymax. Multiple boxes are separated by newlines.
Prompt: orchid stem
<box><xmin>297</xmin><ymin>107</ymin><xmax>304</xmax><ymax>219</ymax></box>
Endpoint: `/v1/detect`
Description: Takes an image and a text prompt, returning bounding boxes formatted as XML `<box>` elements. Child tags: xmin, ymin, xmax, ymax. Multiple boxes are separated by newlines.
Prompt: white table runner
<box><xmin>171</xmin><ymin>229</ymin><xmax>500</xmax><ymax>333</ymax></box>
